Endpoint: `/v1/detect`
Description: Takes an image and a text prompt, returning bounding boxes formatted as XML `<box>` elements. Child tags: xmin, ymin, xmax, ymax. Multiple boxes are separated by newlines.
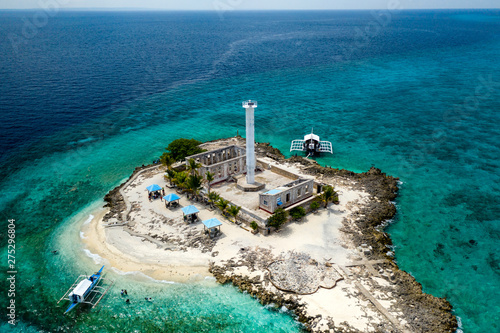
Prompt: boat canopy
<box><xmin>304</xmin><ymin>133</ymin><xmax>320</xmax><ymax>142</ymax></box>
<box><xmin>70</xmin><ymin>279</ymin><xmax>92</xmax><ymax>298</ymax></box>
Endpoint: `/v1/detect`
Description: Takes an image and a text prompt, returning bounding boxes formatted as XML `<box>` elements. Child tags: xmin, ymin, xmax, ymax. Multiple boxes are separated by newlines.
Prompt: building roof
<box><xmin>164</xmin><ymin>193</ymin><xmax>181</xmax><ymax>202</ymax></box>
<box><xmin>263</xmin><ymin>189</ymin><xmax>283</xmax><ymax>195</ymax></box>
<box><xmin>182</xmin><ymin>205</ymin><xmax>199</xmax><ymax>215</ymax></box>
<box><xmin>203</xmin><ymin>218</ymin><xmax>222</xmax><ymax>229</ymax></box>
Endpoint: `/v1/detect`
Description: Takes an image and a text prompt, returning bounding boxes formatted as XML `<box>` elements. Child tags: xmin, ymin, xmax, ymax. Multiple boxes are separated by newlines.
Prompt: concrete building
<box><xmin>259</xmin><ymin>178</ymin><xmax>314</xmax><ymax>213</ymax></box>
<box><xmin>185</xmin><ymin>145</ymin><xmax>246</xmax><ymax>184</ymax></box>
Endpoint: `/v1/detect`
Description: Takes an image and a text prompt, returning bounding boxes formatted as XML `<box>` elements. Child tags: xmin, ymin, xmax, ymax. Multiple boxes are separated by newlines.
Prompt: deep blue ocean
<box><xmin>0</xmin><ymin>9</ymin><xmax>499</xmax><ymax>332</ymax></box>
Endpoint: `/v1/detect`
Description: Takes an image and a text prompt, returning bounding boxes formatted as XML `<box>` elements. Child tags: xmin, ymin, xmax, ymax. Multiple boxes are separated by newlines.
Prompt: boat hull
<box><xmin>65</xmin><ymin>302</ymin><xmax>79</xmax><ymax>314</ymax></box>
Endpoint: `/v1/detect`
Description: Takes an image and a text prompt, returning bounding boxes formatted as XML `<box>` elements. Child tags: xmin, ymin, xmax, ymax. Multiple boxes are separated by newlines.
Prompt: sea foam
<box><xmin>83</xmin><ymin>214</ymin><xmax>94</xmax><ymax>225</ymax></box>
<box><xmin>110</xmin><ymin>267</ymin><xmax>176</xmax><ymax>284</ymax></box>
<box><xmin>82</xmin><ymin>248</ymin><xmax>104</xmax><ymax>264</ymax></box>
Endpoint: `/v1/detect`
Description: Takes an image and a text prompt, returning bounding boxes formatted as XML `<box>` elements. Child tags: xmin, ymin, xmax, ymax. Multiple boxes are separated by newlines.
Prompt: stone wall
<box><xmin>188</xmin><ymin>145</ymin><xmax>245</xmax><ymax>166</ymax></box>
<box><xmin>268</xmin><ymin>164</ymin><xmax>300</xmax><ymax>180</ymax></box>
<box><xmin>186</xmin><ymin>145</ymin><xmax>246</xmax><ymax>183</ymax></box>
<box><xmin>203</xmin><ymin>155</ymin><xmax>246</xmax><ymax>183</ymax></box>
<box><xmin>238</xmin><ymin>206</ymin><xmax>267</xmax><ymax>225</ymax></box>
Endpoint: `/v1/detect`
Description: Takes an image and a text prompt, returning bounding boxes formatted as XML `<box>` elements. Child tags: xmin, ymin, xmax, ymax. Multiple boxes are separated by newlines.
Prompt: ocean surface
<box><xmin>0</xmin><ymin>9</ymin><xmax>499</xmax><ymax>332</ymax></box>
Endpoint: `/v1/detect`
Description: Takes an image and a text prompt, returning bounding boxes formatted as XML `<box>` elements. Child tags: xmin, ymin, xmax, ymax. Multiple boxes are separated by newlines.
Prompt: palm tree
<box><xmin>216</xmin><ymin>198</ymin><xmax>230</xmax><ymax>216</ymax></box>
<box><xmin>208</xmin><ymin>191</ymin><xmax>220</xmax><ymax>208</ymax></box>
<box><xmin>186</xmin><ymin>158</ymin><xmax>202</xmax><ymax>176</ymax></box>
<box><xmin>226</xmin><ymin>205</ymin><xmax>241</xmax><ymax>223</ymax></box>
<box><xmin>320</xmin><ymin>185</ymin><xmax>336</xmax><ymax>208</ymax></box>
<box><xmin>161</xmin><ymin>153</ymin><xmax>175</xmax><ymax>169</ymax></box>
<box><xmin>185</xmin><ymin>174</ymin><xmax>204</xmax><ymax>199</ymax></box>
<box><xmin>205</xmin><ymin>171</ymin><xmax>214</xmax><ymax>194</ymax></box>
<box><xmin>165</xmin><ymin>169</ymin><xmax>177</xmax><ymax>186</ymax></box>
<box><xmin>173</xmin><ymin>171</ymin><xmax>188</xmax><ymax>190</ymax></box>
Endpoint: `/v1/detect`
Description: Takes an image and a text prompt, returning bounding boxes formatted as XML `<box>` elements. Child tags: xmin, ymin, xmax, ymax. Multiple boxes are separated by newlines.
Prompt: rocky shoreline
<box><xmin>291</xmin><ymin>156</ymin><xmax>456</xmax><ymax>332</ymax></box>
<box><xmin>102</xmin><ymin>137</ymin><xmax>457</xmax><ymax>333</ymax></box>
<box><xmin>103</xmin><ymin>163</ymin><xmax>153</xmax><ymax>222</ymax></box>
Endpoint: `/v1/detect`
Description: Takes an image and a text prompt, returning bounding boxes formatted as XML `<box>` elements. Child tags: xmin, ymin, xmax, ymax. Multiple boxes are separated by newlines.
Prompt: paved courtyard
<box><xmin>211</xmin><ymin>169</ymin><xmax>295</xmax><ymax>219</ymax></box>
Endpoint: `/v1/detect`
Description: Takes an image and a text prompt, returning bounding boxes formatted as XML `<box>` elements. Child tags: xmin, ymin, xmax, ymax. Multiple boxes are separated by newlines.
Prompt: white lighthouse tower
<box><xmin>243</xmin><ymin>100</ymin><xmax>257</xmax><ymax>184</ymax></box>
<box><xmin>236</xmin><ymin>100</ymin><xmax>264</xmax><ymax>192</ymax></box>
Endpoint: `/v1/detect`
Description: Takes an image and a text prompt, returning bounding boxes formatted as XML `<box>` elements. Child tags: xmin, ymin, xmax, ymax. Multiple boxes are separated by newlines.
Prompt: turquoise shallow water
<box><xmin>1</xmin><ymin>10</ymin><xmax>500</xmax><ymax>333</ymax></box>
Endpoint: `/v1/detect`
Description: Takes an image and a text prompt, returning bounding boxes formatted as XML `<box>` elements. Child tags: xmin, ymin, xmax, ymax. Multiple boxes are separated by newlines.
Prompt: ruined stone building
<box><xmin>185</xmin><ymin>145</ymin><xmax>246</xmax><ymax>184</ymax></box>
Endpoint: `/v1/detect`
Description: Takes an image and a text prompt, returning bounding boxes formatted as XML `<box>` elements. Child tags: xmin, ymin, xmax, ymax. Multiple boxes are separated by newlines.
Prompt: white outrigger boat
<box><xmin>290</xmin><ymin>129</ymin><xmax>333</xmax><ymax>157</ymax></box>
<box><xmin>58</xmin><ymin>265</ymin><xmax>114</xmax><ymax>314</ymax></box>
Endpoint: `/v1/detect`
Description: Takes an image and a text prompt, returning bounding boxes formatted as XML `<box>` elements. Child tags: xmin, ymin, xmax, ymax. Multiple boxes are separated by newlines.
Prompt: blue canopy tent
<box><xmin>164</xmin><ymin>193</ymin><xmax>181</xmax><ymax>208</ymax></box>
<box><xmin>202</xmin><ymin>218</ymin><xmax>222</xmax><ymax>238</ymax></box>
<box><xmin>146</xmin><ymin>184</ymin><xmax>163</xmax><ymax>201</ymax></box>
<box><xmin>164</xmin><ymin>193</ymin><xmax>181</xmax><ymax>202</ymax></box>
<box><xmin>146</xmin><ymin>184</ymin><xmax>162</xmax><ymax>192</ymax></box>
<box><xmin>182</xmin><ymin>205</ymin><xmax>199</xmax><ymax>215</ymax></box>
<box><xmin>182</xmin><ymin>205</ymin><xmax>200</xmax><ymax>223</ymax></box>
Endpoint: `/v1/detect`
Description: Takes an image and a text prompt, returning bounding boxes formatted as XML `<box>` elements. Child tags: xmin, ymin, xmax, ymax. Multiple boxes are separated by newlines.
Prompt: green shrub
<box><xmin>165</xmin><ymin>138</ymin><xmax>204</xmax><ymax>161</ymax></box>
<box><xmin>309</xmin><ymin>201</ymin><xmax>320</xmax><ymax>212</ymax></box>
<box><xmin>267</xmin><ymin>208</ymin><xmax>288</xmax><ymax>230</ymax></box>
<box><xmin>320</xmin><ymin>185</ymin><xmax>336</xmax><ymax>208</ymax></box>
<box><xmin>250</xmin><ymin>221</ymin><xmax>259</xmax><ymax>231</ymax></box>
<box><xmin>289</xmin><ymin>206</ymin><xmax>306</xmax><ymax>220</ymax></box>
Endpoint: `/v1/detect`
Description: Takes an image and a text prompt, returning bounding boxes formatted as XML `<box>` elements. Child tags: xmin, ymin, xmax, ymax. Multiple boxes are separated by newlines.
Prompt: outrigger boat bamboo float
<box><xmin>58</xmin><ymin>265</ymin><xmax>114</xmax><ymax>314</ymax></box>
<box><xmin>290</xmin><ymin>129</ymin><xmax>333</xmax><ymax>157</ymax></box>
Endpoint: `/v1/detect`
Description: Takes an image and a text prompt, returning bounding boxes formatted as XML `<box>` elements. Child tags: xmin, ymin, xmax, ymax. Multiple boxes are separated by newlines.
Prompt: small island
<box><xmin>81</xmin><ymin>134</ymin><xmax>457</xmax><ymax>333</ymax></box>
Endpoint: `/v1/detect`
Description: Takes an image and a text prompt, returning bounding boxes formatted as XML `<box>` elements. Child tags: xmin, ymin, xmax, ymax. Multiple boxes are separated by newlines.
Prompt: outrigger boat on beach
<box><xmin>58</xmin><ymin>265</ymin><xmax>114</xmax><ymax>314</ymax></box>
<box><xmin>290</xmin><ymin>129</ymin><xmax>333</xmax><ymax>157</ymax></box>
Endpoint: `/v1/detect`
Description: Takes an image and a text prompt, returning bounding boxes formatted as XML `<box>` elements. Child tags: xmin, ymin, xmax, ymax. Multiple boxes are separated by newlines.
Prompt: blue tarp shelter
<box><xmin>182</xmin><ymin>205</ymin><xmax>199</xmax><ymax>216</ymax></box>
<box><xmin>202</xmin><ymin>218</ymin><xmax>222</xmax><ymax>238</ymax></box>
<box><xmin>146</xmin><ymin>184</ymin><xmax>162</xmax><ymax>192</ymax></box>
<box><xmin>164</xmin><ymin>193</ymin><xmax>181</xmax><ymax>202</ymax></box>
<box><xmin>203</xmin><ymin>218</ymin><xmax>222</xmax><ymax>229</ymax></box>
<box><xmin>182</xmin><ymin>205</ymin><xmax>200</xmax><ymax>223</ymax></box>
